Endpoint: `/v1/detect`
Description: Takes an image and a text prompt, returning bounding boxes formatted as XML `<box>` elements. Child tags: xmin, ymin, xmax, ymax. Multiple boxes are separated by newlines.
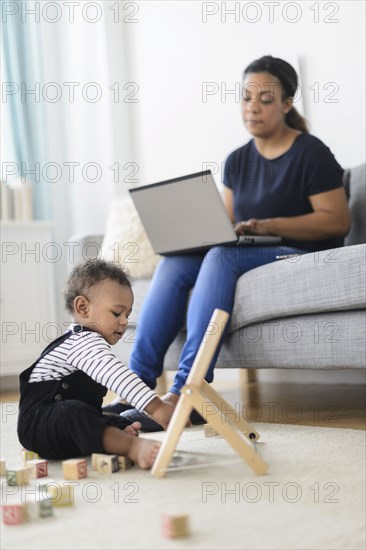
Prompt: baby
<box><xmin>17</xmin><ymin>258</ymin><xmax>175</xmax><ymax>469</ymax></box>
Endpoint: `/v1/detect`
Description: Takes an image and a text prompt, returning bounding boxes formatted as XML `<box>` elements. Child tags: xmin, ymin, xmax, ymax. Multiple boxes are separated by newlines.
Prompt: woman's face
<box><xmin>242</xmin><ymin>71</ymin><xmax>292</xmax><ymax>138</ymax></box>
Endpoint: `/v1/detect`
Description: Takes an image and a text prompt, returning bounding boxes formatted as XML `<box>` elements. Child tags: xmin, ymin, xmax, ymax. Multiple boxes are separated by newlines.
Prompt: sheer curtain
<box><xmin>1</xmin><ymin>2</ymin><xmax>132</xmax><ymax>323</ymax></box>
<box><xmin>1</xmin><ymin>5</ymin><xmax>50</xmax><ymax>219</ymax></box>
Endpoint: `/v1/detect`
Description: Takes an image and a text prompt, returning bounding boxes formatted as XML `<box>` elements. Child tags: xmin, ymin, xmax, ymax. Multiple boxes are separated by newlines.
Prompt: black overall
<box><xmin>17</xmin><ymin>325</ymin><xmax>132</xmax><ymax>460</ymax></box>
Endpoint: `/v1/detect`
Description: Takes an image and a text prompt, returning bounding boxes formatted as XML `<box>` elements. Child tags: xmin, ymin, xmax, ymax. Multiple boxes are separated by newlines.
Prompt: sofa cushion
<box><xmin>163</xmin><ymin>311</ymin><xmax>366</xmax><ymax>369</ymax></box>
<box><xmin>100</xmin><ymin>195</ymin><xmax>161</xmax><ymax>279</ymax></box>
<box><xmin>230</xmin><ymin>244</ymin><xmax>366</xmax><ymax>332</ymax></box>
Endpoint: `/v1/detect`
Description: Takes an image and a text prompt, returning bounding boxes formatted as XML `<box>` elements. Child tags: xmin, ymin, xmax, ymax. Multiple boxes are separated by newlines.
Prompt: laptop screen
<box><xmin>129</xmin><ymin>171</ymin><xmax>237</xmax><ymax>255</ymax></box>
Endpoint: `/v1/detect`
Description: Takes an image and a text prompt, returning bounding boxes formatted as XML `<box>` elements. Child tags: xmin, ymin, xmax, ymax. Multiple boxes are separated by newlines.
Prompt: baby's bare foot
<box><xmin>124</xmin><ymin>422</ymin><xmax>141</xmax><ymax>436</ymax></box>
<box><xmin>128</xmin><ymin>438</ymin><xmax>161</xmax><ymax>469</ymax></box>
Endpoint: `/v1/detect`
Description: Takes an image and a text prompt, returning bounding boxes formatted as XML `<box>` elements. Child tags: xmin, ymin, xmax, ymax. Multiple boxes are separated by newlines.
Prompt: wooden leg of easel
<box><xmin>200</xmin><ymin>380</ymin><xmax>261</xmax><ymax>441</ymax></box>
<box><xmin>151</xmin><ymin>394</ymin><xmax>193</xmax><ymax>478</ymax></box>
<box><xmin>151</xmin><ymin>309</ymin><xmax>269</xmax><ymax>478</ymax></box>
<box><xmin>189</xmin><ymin>386</ymin><xmax>268</xmax><ymax>475</ymax></box>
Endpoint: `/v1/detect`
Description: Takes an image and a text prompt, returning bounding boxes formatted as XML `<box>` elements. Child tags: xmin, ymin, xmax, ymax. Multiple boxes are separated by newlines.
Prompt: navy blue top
<box><xmin>224</xmin><ymin>133</ymin><xmax>345</xmax><ymax>252</ymax></box>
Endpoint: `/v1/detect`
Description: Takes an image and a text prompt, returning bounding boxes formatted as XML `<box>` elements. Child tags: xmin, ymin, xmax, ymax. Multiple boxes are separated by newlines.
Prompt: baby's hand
<box><xmin>161</xmin><ymin>393</ymin><xmax>192</xmax><ymax>428</ymax></box>
<box><xmin>145</xmin><ymin>395</ymin><xmax>192</xmax><ymax>430</ymax></box>
<box><xmin>151</xmin><ymin>401</ymin><xmax>176</xmax><ymax>430</ymax></box>
<box><xmin>144</xmin><ymin>397</ymin><xmax>176</xmax><ymax>430</ymax></box>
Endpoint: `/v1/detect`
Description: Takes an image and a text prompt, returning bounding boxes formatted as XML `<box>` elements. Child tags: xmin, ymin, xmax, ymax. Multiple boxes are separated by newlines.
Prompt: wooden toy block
<box><xmin>92</xmin><ymin>453</ymin><xmax>119</xmax><ymax>474</ymax></box>
<box><xmin>26</xmin><ymin>459</ymin><xmax>48</xmax><ymax>478</ymax></box>
<box><xmin>0</xmin><ymin>459</ymin><xmax>6</xmax><ymax>476</ymax></box>
<box><xmin>26</xmin><ymin>497</ymin><xmax>53</xmax><ymax>519</ymax></box>
<box><xmin>62</xmin><ymin>458</ymin><xmax>87</xmax><ymax>480</ymax></box>
<box><xmin>6</xmin><ymin>467</ymin><xmax>29</xmax><ymax>486</ymax></box>
<box><xmin>47</xmin><ymin>483</ymin><xmax>74</xmax><ymax>506</ymax></box>
<box><xmin>161</xmin><ymin>514</ymin><xmax>190</xmax><ymax>538</ymax></box>
<box><xmin>117</xmin><ymin>456</ymin><xmax>134</xmax><ymax>471</ymax></box>
<box><xmin>37</xmin><ymin>477</ymin><xmax>56</xmax><ymax>487</ymax></box>
<box><xmin>2</xmin><ymin>503</ymin><xmax>28</xmax><ymax>525</ymax></box>
<box><xmin>20</xmin><ymin>449</ymin><xmax>39</xmax><ymax>465</ymax></box>
<box><xmin>204</xmin><ymin>423</ymin><xmax>219</xmax><ymax>437</ymax></box>
<box><xmin>92</xmin><ymin>453</ymin><xmax>101</xmax><ymax>470</ymax></box>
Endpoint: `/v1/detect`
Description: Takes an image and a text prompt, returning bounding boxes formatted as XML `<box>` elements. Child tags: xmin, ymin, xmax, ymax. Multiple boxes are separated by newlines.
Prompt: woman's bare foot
<box><xmin>128</xmin><ymin>438</ymin><xmax>161</xmax><ymax>469</ymax></box>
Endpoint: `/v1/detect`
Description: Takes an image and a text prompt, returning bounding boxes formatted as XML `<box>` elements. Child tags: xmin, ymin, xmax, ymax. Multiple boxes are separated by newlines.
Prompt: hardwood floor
<box><xmin>2</xmin><ymin>379</ymin><xmax>365</xmax><ymax>430</ymax></box>
<box><xmin>221</xmin><ymin>381</ymin><xmax>366</xmax><ymax>430</ymax></box>
<box><xmin>0</xmin><ymin>391</ymin><xmax>19</xmax><ymax>403</ymax></box>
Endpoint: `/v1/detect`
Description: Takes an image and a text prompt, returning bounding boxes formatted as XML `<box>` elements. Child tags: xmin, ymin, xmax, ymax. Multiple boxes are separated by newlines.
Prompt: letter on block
<box><xmin>62</xmin><ymin>458</ymin><xmax>87</xmax><ymax>480</ymax></box>
<box><xmin>161</xmin><ymin>514</ymin><xmax>190</xmax><ymax>538</ymax></box>
<box><xmin>47</xmin><ymin>484</ymin><xmax>74</xmax><ymax>506</ymax></box>
<box><xmin>26</xmin><ymin>497</ymin><xmax>53</xmax><ymax>519</ymax></box>
<box><xmin>92</xmin><ymin>453</ymin><xmax>119</xmax><ymax>474</ymax></box>
<box><xmin>26</xmin><ymin>459</ymin><xmax>48</xmax><ymax>478</ymax></box>
<box><xmin>204</xmin><ymin>423</ymin><xmax>219</xmax><ymax>437</ymax></box>
<box><xmin>2</xmin><ymin>503</ymin><xmax>28</xmax><ymax>525</ymax></box>
<box><xmin>20</xmin><ymin>449</ymin><xmax>39</xmax><ymax>465</ymax></box>
<box><xmin>117</xmin><ymin>456</ymin><xmax>133</xmax><ymax>471</ymax></box>
<box><xmin>0</xmin><ymin>459</ymin><xmax>6</xmax><ymax>476</ymax></box>
<box><xmin>6</xmin><ymin>468</ymin><xmax>29</xmax><ymax>486</ymax></box>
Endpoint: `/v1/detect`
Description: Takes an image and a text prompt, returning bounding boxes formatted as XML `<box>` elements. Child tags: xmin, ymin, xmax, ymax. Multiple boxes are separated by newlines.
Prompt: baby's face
<box><xmin>79</xmin><ymin>280</ymin><xmax>134</xmax><ymax>345</ymax></box>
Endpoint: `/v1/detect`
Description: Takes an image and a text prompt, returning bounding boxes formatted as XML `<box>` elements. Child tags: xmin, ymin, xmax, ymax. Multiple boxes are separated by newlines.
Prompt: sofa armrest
<box><xmin>67</xmin><ymin>233</ymin><xmax>104</xmax><ymax>273</ymax></box>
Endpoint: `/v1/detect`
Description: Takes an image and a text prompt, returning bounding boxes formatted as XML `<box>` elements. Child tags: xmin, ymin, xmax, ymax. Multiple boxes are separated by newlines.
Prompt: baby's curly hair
<box><xmin>64</xmin><ymin>258</ymin><xmax>132</xmax><ymax>314</ymax></box>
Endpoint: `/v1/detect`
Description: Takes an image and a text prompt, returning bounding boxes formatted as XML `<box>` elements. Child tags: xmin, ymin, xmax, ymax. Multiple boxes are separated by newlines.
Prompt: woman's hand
<box><xmin>234</xmin><ymin>219</ymin><xmax>274</xmax><ymax>236</ymax></box>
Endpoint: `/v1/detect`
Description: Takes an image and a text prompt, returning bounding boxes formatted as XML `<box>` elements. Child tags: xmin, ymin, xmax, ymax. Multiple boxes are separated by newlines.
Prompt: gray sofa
<box><xmin>69</xmin><ymin>163</ymin><xmax>366</xmax><ymax>374</ymax></box>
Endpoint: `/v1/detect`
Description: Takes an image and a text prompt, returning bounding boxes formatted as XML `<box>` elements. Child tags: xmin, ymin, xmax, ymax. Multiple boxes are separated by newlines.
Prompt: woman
<box><xmin>120</xmin><ymin>55</ymin><xmax>350</xmax><ymax>428</ymax></box>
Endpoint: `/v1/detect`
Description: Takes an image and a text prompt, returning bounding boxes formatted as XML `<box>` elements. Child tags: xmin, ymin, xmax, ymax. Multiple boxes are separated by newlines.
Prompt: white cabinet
<box><xmin>1</xmin><ymin>221</ymin><xmax>57</xmax><ymax>376</ymax></box>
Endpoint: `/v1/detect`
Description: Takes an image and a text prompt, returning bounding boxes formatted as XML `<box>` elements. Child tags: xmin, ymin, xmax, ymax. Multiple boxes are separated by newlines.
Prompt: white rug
<box><xmin>1</xmin><ymin>403</ymin><xmax>365</xmax><ymax>550</ymax></box>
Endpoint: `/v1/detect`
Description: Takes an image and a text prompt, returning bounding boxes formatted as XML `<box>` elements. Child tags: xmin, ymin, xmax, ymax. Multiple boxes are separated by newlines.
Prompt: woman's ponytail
<box><xmin>285</xmin><ymin>107</ymin><xmax>309</xmax><ymax>133</ymax></box>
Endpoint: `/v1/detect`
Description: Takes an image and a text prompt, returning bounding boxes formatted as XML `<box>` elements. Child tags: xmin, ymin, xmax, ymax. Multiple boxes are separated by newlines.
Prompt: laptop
<box><xmin>129</xmin><ymin>170</ymin><xmax>281</xmax><ymax>255</ymax></box>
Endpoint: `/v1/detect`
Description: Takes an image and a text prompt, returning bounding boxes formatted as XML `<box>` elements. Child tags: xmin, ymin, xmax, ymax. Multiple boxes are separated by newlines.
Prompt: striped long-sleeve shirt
<box><xmin>28</xmin><ymin>324</ymin><xmax>157</xmax><ymax>412</ymax></box>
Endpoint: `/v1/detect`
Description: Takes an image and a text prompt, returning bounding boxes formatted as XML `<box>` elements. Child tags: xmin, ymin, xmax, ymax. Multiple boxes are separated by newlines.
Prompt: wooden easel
<box><xmin>151</xmin><ymin>309</ymin><xmax>268</xmax><ymax>477</ymax></box>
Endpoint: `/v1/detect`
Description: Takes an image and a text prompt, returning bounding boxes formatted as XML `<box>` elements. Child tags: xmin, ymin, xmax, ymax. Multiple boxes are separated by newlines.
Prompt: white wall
<box><xmin>126</xmin><ymin>0</ymin><xmax>365</xmax><ymax>188</ymax></box>
<box><xmin>38</xmin><ymin>8</ymin><xmax>133</xmax><ymax>322</ymax></box>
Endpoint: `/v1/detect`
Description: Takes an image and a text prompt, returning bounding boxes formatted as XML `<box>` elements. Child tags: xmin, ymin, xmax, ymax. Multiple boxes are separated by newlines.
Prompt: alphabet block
<box><xmin>0</xmin><ymin>459</ymin><xmax>6</xmax><ymax>476</ymax></box>
<box><xmin>204</xmin><ymin>423</ymin><xmax>219</xmax><ymax>437</ymax></box>
<box><xmin>6</xmin><ymin>467</ymin><xmax>29</xmax><ymax>486</ymax></box>
<box><xmin>2</xmin><ymin>503</ymin><xmax>28</xmax><ymax>525</ymax></box>
<box><xmin>161</xmin><ymin>514</ymin><xmax>190</xmax><ymax>538</ymax></box>
<box><xmin>92</xmin><ymin>453</ymin><xmax>119</xmax><ymax>473</ymax></box>
<box><xmin>46</xmin><ymin>483</ymin><xmax>74</xmax><ymax>506</ymax></box>
<box><xmin>62</xmin><ymin>458</ymin><xmax>87</xmax><ymax>480</ymax></box>
<box><xmin>117</xmin><ymin>456</ymin><xmax>134</xmax><ymax>471</ymax></box>
<box><xmin>20</xmin><ymin>449</ymin><xmax>39</xmax><ymax>465</ymax></box>
<box><xmin>26</xmin><ymin>497</ymin><xmax>53</xmax><ymax>520</ymax></box>
<box><xmin>26</xmin><ymin>459</ymin><xmax>48</xmax><ymax>478</ymax></box>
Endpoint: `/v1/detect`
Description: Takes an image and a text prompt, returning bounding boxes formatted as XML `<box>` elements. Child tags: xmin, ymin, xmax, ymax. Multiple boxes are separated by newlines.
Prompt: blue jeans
<box><xmin>129</xmin><ymin>245</ymin><xmax>306</xmax><ymax>395</ymax></box>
